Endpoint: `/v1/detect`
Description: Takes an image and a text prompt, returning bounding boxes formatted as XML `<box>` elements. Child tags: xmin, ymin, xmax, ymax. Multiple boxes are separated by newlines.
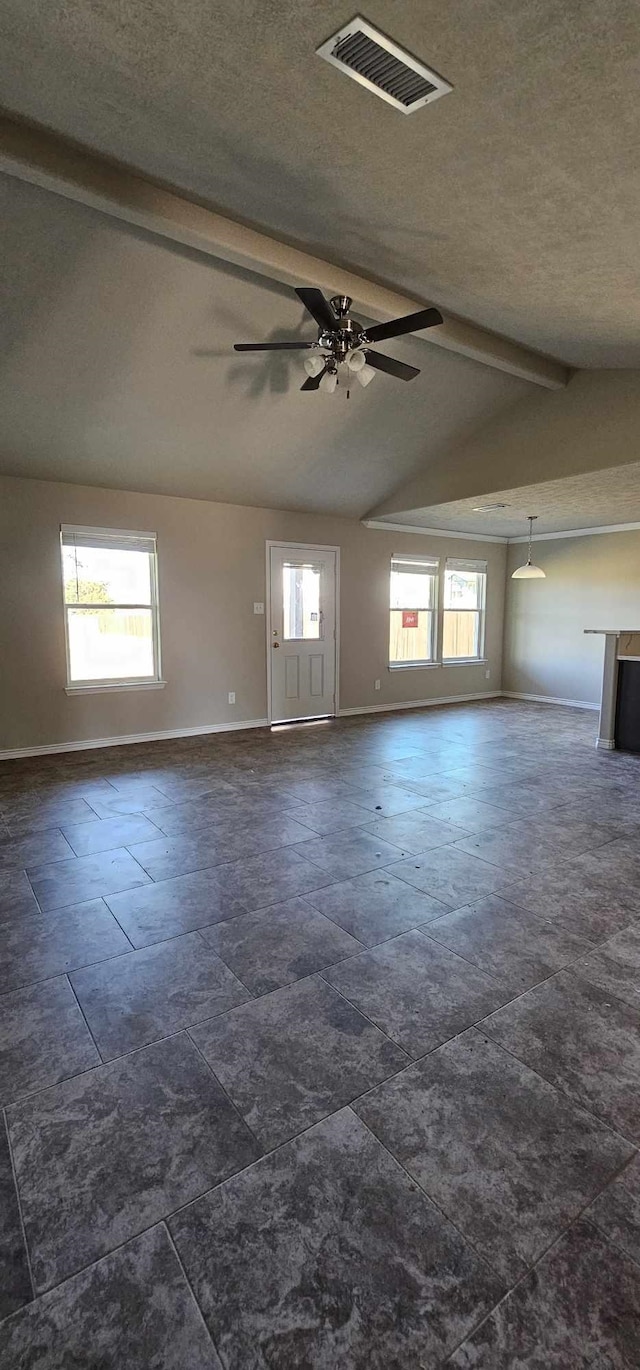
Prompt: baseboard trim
<box><xmin>501</xmin><ymin>691</ymin><xmax>598</xmax><ymax>711</ymax></box>
<box><xmin>339</xmin><ymin>691</ymin><xmax>502</xmax><ymax>717</ymax></box>
<box><xmin>0</xmin><ymin>718</ymin><xmax>269</xmax><ymax>761</ymax></box>
<box><xmin>0</xmin><ymin>688</ymin><xmax>599</xmax><ymax>760</ymax></box>
<box><xmin>596</xmin><ymin>737</ymin><xmax>615</xmax><ymax>750</ymax></box>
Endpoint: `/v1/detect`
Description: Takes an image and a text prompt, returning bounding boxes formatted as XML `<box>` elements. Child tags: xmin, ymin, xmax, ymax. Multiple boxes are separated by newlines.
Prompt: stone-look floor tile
<box><xmin>464</xmin><ymin>782</ymin><xmax>567</xmax><ymax>815</ymax></box>
<box><xmin>27</xmin><ymin>849</ymin><xmax>151</xmax><ymax>912</ymax></box>
<box><xmin>453</xmin><ymin>828</ymin><xmax>563</xmax><ymax>879</ymax></box>
<box><xmin>347</xmin><ymin>784</ymin><xmax>435</xmax><ymax>817</ymax></box>
<box><xmin>306</xmin><ymin>869</ymin><xmax>449</xmax><ymax>945</ymax></box>
<box><xmin>276</xmin><ymin>777</ymin><xmax>362</xmax><ymax>804</ymax></box>
<box><xmin>212</xmin><ymin>847</ymin><xmax>331</xmax><ymax>912</ymax></box>
<box><xmin>0</xmin><ymin>829</ymin><xmax>74</xmax><ymax>873</ymax></box>
<box><xmin>499</xmin><ymin>866</ymin><xmax>640</xmax><ymax>942</ymax></box>
<box><xmin>570</xmin><ymin>924</ymin><xmax>640</xmax><ymax>1010</ymax></box>
<box><xmin>7</xmin><ymin>796</ymin><xmax>100</xmax><ymax>836</ymax></box>
<box><xmin>125</xmin><ymin>829</ymin><xmax>250</xmax><ymax>881</ymax></box>
<box><xmin>356</xmin><ymin>1030</ymin><xmax>633</xmax><ymax>1282</ymax></box>
<box><xmin>387</xmin><ymin>846</ymin><xmax>509</xmax><ymax>910</ymax></box>
<box><xmin>87</xmin><ymin>786</ymin><xmax>171</xmax><ymax>818</ymax></box>
<box><xmin>0</xmin><ymin>868</ymin><xmax>40</xmax><ymax>922</ymax></box>
<box><xmin>504</xmin><ymin>814</ymin><xmax>628</xmax><ymax>858</ymax></box>
<box><xmin>587</xmin><ymin>1154</ymin><xmax>640</xmax><ymax>1267</ymax></box>
<box><xmin>449</xmin><ymin>1219</ymin><xmax>640</xmax><ymax>1368</ymax></box>
<box><xmin>572</xmin><ymin>839</ymin><xmax>640</xmax><ymax>888</ymax></box>
<box><xmin>0</xmin><ymin>1113</ymin><xmax>32</xmax><ymax>1321</ymax></box>
<box><xmin>0</xmin><ymin>976</ymin><xmax>100</xmax><ymax>1104</ymax></box>
<box><xmin>202</xmin><ymin>898</ymin><xmax>362</xmax><ymax>995</ymax></box>
<box><xmin>361</xmin><ymin>809</ymin><xmax>468</xmax><ymax>854</ymax></box>
<box><xmin>190</xmin><ymin>975</ymin><xmax>408</xmax><ymax>1148</ymax></box>
<box><xmin>323</xmin><ymin>930</ymin><xmax>509</xmax><ymax>1058</ymax></box>
<box><xmin>291</xmin><ymin>829</ymin><xmax>406</xmax><ymax>881</ymax></box>
<box><xmin>290</xmin><ymin>799</ymin><xmax>371</xmax><ymax>835</ymax></box>
<box><xmin>383</xmin><ymin>775</ymin><xmax>471</xmax><ymax>803</ymax></box>
<box><xmin>105</xmin><ymin>868</ymin><xmax>248</xmax><ymax>948</ymax></box>
<box><xmin>421</xmin><ymin>797</ymin><xmax>511</xmax><ymax>832</ymax></box>
<box><xmin>0</xmin><ymin>1224</ymin><xmax>222</xmax><ymax>1368</ymax></box>
<box><xmin>71</xmin><ymin>931</ymin><xmax>250</xmax><ymax>1059</ymax></box>
<box><xmin>7</xmin><ymin>1033</ymin><xmax>259</xmax><ymax>1292</ymax></box>
<box><xmin>0</xmin><ymin>899</ymin><xmax>131</xmax><ymax>993</ymax></box>
<box><xmin>425</xmin><ymin>895</ymin><xmax>594</xmax><ymax>993</ymax></box>
<box><xmin>129</xmin><ymin>815</ymin><xmax>314</xmax><ymax>881</ymax></box>
<box><xmin>482</xmin><ymin>971</ymin><xmax>640</xmax><ymax>1140</ymax></box>
<box><xmin>169</xmin><ymin>1107</ymin><xmax>502</xmax><ymax>1370</ymax></box>
<box><xmin>61</xmin><ymin>813</ymin><xmax>161</xmax><ymax>857</ymax></box>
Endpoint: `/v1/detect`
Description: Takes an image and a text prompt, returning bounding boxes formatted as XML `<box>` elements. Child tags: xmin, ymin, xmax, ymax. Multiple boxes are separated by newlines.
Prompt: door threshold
<box><xmin>270</xmin><ymin>715</ymin><xmax>334</xmax><ymax>730</ymax></box>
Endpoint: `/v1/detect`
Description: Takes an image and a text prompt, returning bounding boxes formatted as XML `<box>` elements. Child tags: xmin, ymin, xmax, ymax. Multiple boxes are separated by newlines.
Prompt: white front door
<box><xmin>268</xmin><ymin>544</ymin><xmax>338</xmax><ymax>723</ymax></box>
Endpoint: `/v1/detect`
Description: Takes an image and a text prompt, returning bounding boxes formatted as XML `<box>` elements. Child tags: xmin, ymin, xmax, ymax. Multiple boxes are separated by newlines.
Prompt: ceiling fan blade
<box><xmin>364</xmin><ymin>350</ymin><xmax>420</xmax><ymax>381</ymax></box>
<box><xmin>233</xmin><ymin>341</ymin><xmax>315</xmax><ymax>351</ymax></box>
<box><xmin>295</xmin><ymin>288</ymin><xmax>337</xmax><ymax>332</ymax></box>
<box><xmin>364</xmin><ymin>307</ymin><xmax>443</xmax><ymax>344</ymax></box>
<box><xmin>300</xmin><ymin>365</ymin><xmax>328</xmax><ymax>391</ymax></box>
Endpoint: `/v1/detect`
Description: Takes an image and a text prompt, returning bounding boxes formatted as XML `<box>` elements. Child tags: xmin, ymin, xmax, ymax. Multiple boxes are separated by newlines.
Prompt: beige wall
<box><xmin>503</xmin><ymin>529</ymin><xmax>640</xmax><ymax>705</ymax></box>
<box><xmin>0</xmin><ymin>474</ymin><xmax>505</xmax><ymax>752</ymax></box>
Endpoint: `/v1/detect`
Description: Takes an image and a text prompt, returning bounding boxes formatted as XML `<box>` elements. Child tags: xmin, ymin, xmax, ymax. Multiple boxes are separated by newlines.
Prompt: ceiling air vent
<box><xmin>316</xmin><ymin>16</ymin><xmax>452</xmax><ymax>114</ymax></box>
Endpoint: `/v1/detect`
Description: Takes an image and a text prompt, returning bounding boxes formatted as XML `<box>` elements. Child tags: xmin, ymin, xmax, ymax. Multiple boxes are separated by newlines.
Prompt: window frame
<box><xmin>441</xmin><ymin>558</ymin><xmax>487</xmax><ymax>665</ymax></box>
<box><xmin>388</xmin><ymin>555</ymin><xmax>439</xmax><ymax>670</ymax></box>
<box><xmin>60</xmin><ymin>525</ymin><xmax>164</xmax><ymax>694</ymax></box>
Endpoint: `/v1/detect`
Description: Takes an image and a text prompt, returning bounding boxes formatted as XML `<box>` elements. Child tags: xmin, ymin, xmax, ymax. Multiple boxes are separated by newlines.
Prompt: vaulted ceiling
<box><xmin>0</xmin><ymin>0</ymin><xmax>638</xmax><ymax>368</ymax></box>
<box><xmin>0</xmin><ymin>0</ymin><xmax>638</xmax><ymax>524</ymax></box>
<box><xmin>0</xmin><ymin>173</ymin><xmax>530</xmax><ymax>515</ymax></box>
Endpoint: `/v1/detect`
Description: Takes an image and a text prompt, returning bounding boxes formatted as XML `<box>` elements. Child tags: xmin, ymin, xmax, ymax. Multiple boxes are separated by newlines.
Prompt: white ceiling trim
<box><xmin>508</xmin><ymin>521</ymin><xmax>640</xmax><ymax>543</ymax></box>
<box><xmin>0</xmin><ymin>115</ymin><xmax>568</xmax><ymax>391</ymax></box>
<box><xmin>362</xmin><ymin>519</ymin><xmax>508</xmax><ymax>543</ymax></box>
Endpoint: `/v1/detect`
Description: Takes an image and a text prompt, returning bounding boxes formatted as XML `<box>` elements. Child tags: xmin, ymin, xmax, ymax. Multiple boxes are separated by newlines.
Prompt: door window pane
<box><xmin>283</xmin><ymin>563</ymin><xmax>321</xmax><ymax>640</ymax></box>
<box><xmin>66</xmin><ymin>607</ymin><xmax>154</xmax><ymax>681</ymax></box>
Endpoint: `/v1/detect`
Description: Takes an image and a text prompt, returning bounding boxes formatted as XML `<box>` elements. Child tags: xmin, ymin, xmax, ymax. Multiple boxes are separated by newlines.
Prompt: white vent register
<box><xmin>317</xmin><ymin>16</ymin><xmax>452</xmax><ymax>113</ymax></box>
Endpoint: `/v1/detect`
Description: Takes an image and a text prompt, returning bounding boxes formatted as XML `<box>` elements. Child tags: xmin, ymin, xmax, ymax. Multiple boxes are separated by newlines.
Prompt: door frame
<box><xmin>265</xmin><ymin>541</ymin><xmax>341</xmax><ymax>725</ymax></box>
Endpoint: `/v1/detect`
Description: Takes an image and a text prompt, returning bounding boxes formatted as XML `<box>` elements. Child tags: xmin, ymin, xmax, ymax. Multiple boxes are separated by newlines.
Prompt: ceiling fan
<box><xmin>233</xmin><ymin>288</ymin><xmax>443</xmax><ymax>393</ymax></box>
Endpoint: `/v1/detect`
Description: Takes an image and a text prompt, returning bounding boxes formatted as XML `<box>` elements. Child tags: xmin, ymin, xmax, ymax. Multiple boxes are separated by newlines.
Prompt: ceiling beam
<box><xmin>0</xmin><ymin>114</ymin><xmax>569</xmax><ymax>391</ymax></box>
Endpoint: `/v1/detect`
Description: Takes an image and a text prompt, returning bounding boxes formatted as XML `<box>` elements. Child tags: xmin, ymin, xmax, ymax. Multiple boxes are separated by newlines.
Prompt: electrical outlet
<box><xmin>485</xmin><ymin>668</ymin><xmax>491</xmax><ymax>680</ymax></box>
<box><xmin>374</xmin><ymin>679</ymin><xmax>381</xmax><ymax>691</ymax></box>
<box><xmin>253</xmin><ymin>602</ymin><xmax>264</xmax><ymax>615</ymax></box>
<box><xmin>228</xmin><ymin>691</ymin><xmax>236</xmax><ymax>704</ymax></box>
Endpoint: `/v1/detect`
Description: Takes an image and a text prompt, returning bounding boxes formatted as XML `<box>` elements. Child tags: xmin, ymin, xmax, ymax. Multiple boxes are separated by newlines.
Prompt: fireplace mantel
<box><xmin>585</xmin><ymin>630</ymin><xmax>640</xmax><ymax>749</ymax></box>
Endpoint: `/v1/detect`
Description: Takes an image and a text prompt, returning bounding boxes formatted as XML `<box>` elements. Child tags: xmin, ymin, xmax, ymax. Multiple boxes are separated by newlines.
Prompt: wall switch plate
<box><xmin>485</xmin><ymin>669</ymin><xmax>491</xmax><ymax>679</ymax></box>
<box><xmin>228</xmin><ymin>691</ymin><xmax>236</xmax><ymax>704</ymax></box>
<box><xmin>253</xmin><ymin>602</ymin><xmax>265</xmax><ymax>615</ymax></box>
<box><xmin>374</xmin><ymin>679</ymin><xmax>381</xmax><ymax>691</ymax></box>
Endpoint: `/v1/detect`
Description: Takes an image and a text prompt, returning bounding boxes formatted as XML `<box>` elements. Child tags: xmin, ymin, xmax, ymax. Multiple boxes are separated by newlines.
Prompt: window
<box><xmin>61</xmin><ymin>526</ymin><xmax>162</xmax><ymax>690</ymax></box>
<box><xmin>282</xmin><ymin>561</ymin><xmax>321</xmax><ymax>640</ymax></box>
<box><xmin>389</xmin><ymin>556</ymin><xmax>438</xmax><ymax>666</ymax></box>
<box><xmin>443</xmin><ymin>558</ymin><xmax>487</xmax><ymax>662</ymax></box>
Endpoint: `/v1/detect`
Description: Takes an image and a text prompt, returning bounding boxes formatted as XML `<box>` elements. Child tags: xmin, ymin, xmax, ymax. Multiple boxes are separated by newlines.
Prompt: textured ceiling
<box><xmin>0</xmin><ymin>173</ymin><xmax>530</xmax><ymax>514</ymax></box>
<box><xmin>0</xmin><ymin>0</ymin><xmax>638</xmax><ymax>367</ymax></box>
<box><xmin>381</xmin><ymin>463</ymin><xmax>640</xmax><ymax>537</ymax></box>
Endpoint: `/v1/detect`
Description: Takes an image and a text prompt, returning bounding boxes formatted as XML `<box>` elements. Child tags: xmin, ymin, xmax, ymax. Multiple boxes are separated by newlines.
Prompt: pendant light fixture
<box><xmin>512</xmin><ymin>516</ymin><xmax>546</xmax><ymax>579</ymax></box>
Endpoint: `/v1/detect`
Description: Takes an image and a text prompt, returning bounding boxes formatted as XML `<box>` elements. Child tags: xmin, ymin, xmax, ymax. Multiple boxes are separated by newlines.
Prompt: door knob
<box><xmin>273</xmin><ymin>641</ymin><xmax>280</xmax><ymax>649</ymax></box>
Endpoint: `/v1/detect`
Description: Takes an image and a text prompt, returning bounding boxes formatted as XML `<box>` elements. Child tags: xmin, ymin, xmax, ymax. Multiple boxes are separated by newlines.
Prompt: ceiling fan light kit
<box><xmin>234</xmin><ymin>287</ymin><xmax>443</xmax><ymax>395</ymax></box>
<box><xmin>512</xmin><ymin>516</ymin><xmax>546</xmax><ymax>579</ymax></box>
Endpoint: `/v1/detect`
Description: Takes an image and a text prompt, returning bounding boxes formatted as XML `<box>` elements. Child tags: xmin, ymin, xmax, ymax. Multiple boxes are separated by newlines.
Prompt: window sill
<box><xmin>65</xmin><ymin>681</ymin><xmax>167</xmax><ymax>696</ymax></box>
<box><xmin>442</xmin><ymin>659</ymin><xmax>488</xmax><ymax>667</ymax></box>
<box><xmin>388</xmin><ymin>662</ymin><xmax>439</xmax><ymax>671</ymax></box>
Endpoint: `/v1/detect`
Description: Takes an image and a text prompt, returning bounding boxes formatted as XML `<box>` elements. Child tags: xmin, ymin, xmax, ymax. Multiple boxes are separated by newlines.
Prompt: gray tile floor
<box><xmin>1</xmin><ymin>699</ymin><xmax>640</xmax><ymax>1366</ymax></box>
